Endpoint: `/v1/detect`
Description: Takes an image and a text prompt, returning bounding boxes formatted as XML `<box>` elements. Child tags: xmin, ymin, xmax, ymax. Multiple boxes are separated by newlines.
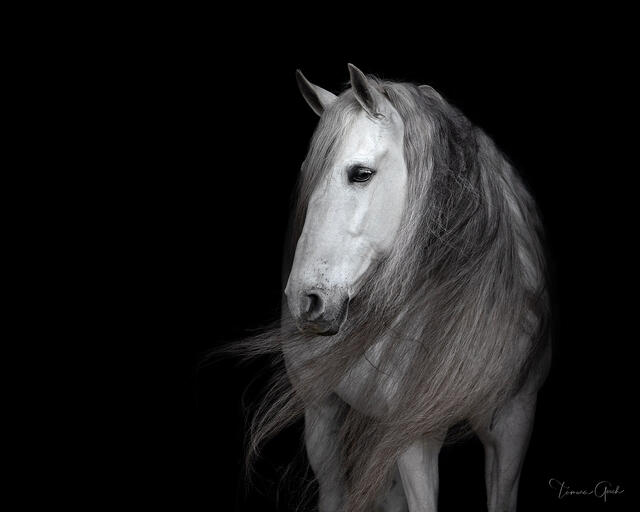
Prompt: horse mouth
<box><xmin>298</xmin><ymin>321</ymin><xmax>341</xmax><ymax>336</ymax></box>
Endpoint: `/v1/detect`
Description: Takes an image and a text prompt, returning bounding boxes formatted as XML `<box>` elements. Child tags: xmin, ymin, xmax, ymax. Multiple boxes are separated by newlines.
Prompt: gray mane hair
<box><xmin>228</xmin><ymin>75</ymin><xmax>550</xmax><ymax>512</ymax></box>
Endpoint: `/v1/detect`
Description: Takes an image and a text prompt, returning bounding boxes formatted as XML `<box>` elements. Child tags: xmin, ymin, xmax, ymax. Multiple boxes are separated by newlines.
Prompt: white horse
<box><xmin>246</xmin><ymin>64</ymin><xmax>551</xmax><ymax>512</ymax></box>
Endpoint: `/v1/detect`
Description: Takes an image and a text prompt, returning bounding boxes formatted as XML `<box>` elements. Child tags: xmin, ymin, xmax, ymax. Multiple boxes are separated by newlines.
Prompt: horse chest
<box><xmin>282</xmin><ymin>334</ymin><xmax>406</xmax><ymax>418</ymax></box>
<box><xmin>333</xmin><ymin>338</ymin><xmax>407</xmax><ymax>418</ymax></box>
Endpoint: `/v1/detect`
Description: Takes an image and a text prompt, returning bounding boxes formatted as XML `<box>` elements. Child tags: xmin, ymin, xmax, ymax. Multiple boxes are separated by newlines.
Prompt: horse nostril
<box><xmin>303</xmin><ymin>292</ymin><xmax>324</xmax><ymax>321</ymax></box>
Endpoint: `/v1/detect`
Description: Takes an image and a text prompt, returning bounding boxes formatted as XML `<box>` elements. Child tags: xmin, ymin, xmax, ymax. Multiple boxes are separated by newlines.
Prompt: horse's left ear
<box><xmin>296</xmin><ymin>70</ymin><xmax>337</xmax><ymax>116</ymax></box>
<box><xmin>348</xmin><ymin>63</ymin><xmax>379</xmax><ymax>117</ymax></box>
<box><xmin>419</xmin><ymin>84</ymin><xmax>444</xmax><ymax>101</ymax></box>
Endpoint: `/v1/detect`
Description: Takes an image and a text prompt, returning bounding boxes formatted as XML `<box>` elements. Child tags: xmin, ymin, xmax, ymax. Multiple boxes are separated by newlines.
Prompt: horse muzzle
<box><xmin>287</xmin><ymin>287</ymin><xmax>349</xmax><ymax>336</ymax></box>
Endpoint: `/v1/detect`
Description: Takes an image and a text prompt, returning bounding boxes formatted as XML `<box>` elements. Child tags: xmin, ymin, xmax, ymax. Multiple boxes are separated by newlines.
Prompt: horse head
<box><xmin>285</xmin><ymin>65</ymin><xmax>408</xmax><ymax>335</ymax></box>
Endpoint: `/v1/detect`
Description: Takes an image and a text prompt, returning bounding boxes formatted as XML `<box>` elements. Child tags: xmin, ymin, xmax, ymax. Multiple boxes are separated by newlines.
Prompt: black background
<box><xmin>108</xmin><ymin>20</ymin><xmax>635</xmax><ymax>512</ymax></box>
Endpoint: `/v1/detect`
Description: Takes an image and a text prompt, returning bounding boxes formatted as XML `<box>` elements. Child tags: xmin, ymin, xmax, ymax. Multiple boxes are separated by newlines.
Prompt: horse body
<box><xmin>258</xmin><ymin>65</ymin><xmax>550</xmax><ymax>512</ymax></box>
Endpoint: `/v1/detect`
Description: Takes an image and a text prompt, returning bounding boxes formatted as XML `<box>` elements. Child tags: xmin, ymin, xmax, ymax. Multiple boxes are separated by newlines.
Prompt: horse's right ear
<box><xmin>296</xmin><ymin>70</ymin><xmax>337</xmax><ymax>116</ymax></box>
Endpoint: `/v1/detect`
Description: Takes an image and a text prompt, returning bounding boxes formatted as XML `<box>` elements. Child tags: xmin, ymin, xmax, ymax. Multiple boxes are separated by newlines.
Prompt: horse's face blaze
<box><xmin>285</xmin><ymin>105</ymin><xmax>408</xmax><ymax>335</ymax></box>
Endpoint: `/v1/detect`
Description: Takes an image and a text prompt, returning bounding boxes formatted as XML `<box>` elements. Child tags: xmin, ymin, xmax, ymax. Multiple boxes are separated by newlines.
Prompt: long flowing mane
<box><xmin>230</xmin><ymin>76</ymin><xmax>550</xmax><ymax>512</ymax></box>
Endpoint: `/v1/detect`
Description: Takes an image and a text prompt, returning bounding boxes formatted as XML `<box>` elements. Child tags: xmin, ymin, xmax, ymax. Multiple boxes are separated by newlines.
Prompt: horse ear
<box><xmin>348</xmin><ymin>63</ymin><xmax>378</xmax><ymax>117</ymax></box>
<box><xmin>296</xmin><ymin>70</ymin><xmax>337</xmax><ymax>116</ymax></box>
<box><xmin>419</xmin><ymin>84</ymin><xmax>444</xmax><ymax>101</ymax></box>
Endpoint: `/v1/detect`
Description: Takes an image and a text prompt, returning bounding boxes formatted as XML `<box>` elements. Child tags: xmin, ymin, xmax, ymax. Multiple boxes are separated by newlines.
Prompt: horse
<box><xmin>236</xmin><ymin>64</ymin><xmax>551</xmax><ymax>512</ymax></box>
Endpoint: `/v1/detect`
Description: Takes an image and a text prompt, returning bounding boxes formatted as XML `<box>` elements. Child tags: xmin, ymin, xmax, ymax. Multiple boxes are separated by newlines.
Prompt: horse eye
<box><xmin>348</xmin><ymin>166</ymin><xmax>375</xmax><ymax>183</ymax></box>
